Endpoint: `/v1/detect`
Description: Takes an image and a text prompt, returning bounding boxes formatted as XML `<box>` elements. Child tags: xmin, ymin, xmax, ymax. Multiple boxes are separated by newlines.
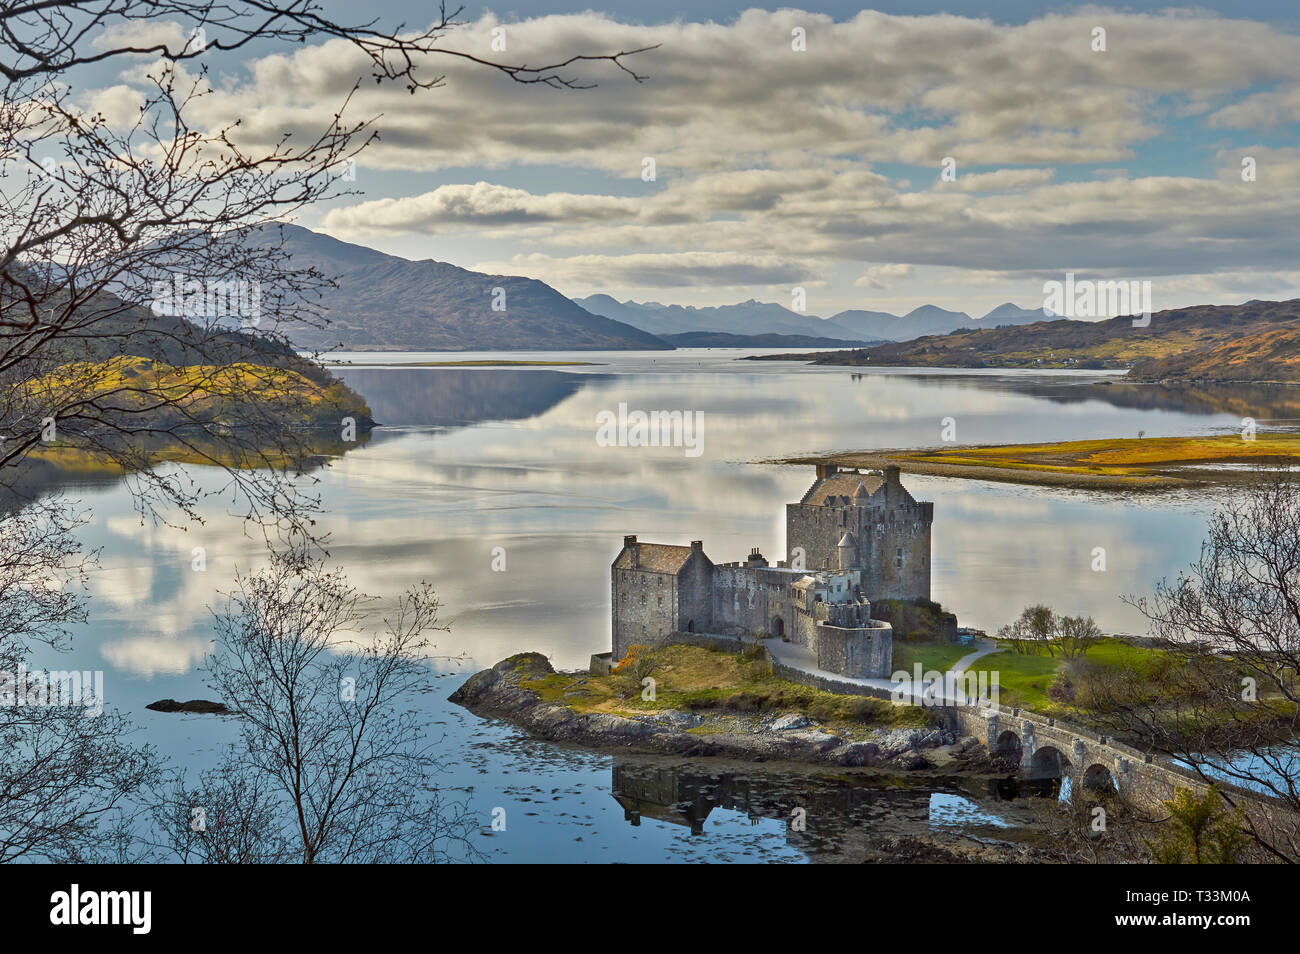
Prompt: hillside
<box><xmin>756</xmin><ymin>299</ymin><xmax>1300</xmax><ymax>381</ymax></box>
<box><xmin>269</xmin><ymin>226</ymin><xmax>669</xmax><ymax>352</ymax></box>
<box><xmin>1129</xmin><ymin>325</ymin><xmax>1300</xmax><ymax>381</ymax></box>
<box><xmin>2</xmin><ymin>283</ymin><xmax>373</xmax><ymax>439</ymax></box>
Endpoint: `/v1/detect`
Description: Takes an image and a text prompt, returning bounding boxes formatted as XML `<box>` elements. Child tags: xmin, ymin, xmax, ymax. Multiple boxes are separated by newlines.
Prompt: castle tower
<box><xmin>786</xmin><ymin>465</ymin><xmax>932</xmax><ymax>601</ymax></box>
<box><xmin>836</xmin><ymin>531</ymin><xmax>856</xmax><ymax>570</ymax></box>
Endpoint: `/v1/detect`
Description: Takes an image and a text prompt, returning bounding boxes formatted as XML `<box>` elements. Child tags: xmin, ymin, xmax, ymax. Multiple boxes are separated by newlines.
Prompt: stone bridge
<box><xmin>951</xmin><ymin>703</ymin><xmax>1261</xmax><ymax>813</ymax></box>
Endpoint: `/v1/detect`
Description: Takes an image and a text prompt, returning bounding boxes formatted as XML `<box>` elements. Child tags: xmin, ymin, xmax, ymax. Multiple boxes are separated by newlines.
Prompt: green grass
<box><xmin>891</xmin><ymin>641</ymin><xmax>973</xmax><ymax>675</ymax></box>
<box><xmin>520</xmin><ymin>643</ymin><xmax>940</xmax><ymax>735</ymax></box>
<box><xmin>964</xmin><ymin>649</ymin><xmax>1064</xmax><ymax>710</ymax></box>
<box><xmin>961</xmin><ymin>637</ymin><xmax>1172</xmax><ymax>711</ymax></box>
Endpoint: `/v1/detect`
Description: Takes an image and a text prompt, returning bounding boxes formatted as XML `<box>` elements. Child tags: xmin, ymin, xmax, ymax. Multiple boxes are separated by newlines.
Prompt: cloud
<box><xmin>165</xmin><ymin>9</ymin><xmax>1300</xmax><ymax>174</ymax></box>
<box><xmin>934</xmin><ymin>168</ymin><xmax>1056</xmax><ymax>191</ymax></box>
<box><xmin>76</xmin><ymin>9</ymin><xmax>1300</xmax><ymax>309</ymax></box>
<box><xmin>855</xmin><ymin>263</ymin><xmax>914</xmax><ymax>289</ymax></box>
<box><xmin>474</xmin><ymin>250</ymin><xmax>817</xmax><ymax>288</ymax></box>
<box><xmin>323</xmin><ymin>182</ymin><xmax>641</xmax><ymax>236</ymax></box>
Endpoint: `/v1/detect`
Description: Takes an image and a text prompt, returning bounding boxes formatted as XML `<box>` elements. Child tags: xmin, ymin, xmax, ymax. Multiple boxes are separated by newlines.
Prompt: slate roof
<box><xmin>800</xmin><ymin>471</ymin><xmax>884</xmax><ymax>505</ymax></box>
<box><xmin>614</xmin><ymin>542</ymin><xmax>696</xmax><ymax>573</ymax></box>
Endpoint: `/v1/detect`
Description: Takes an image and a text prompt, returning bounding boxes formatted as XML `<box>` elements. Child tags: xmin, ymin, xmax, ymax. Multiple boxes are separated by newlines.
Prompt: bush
<box><xmin>1047</xmin><ymin>671</ymin><xmax>1076</xmax><ymax>703</ymax></box>
<box><xmin>1145</xmin><ymin>786</ymin><xmax>1245</xmax><ymax>864</ymax></box>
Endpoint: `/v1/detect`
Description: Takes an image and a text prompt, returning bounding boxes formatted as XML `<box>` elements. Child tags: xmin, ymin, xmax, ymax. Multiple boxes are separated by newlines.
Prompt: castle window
<box><xmin>895</xmin><ymin>547</ymin><xmax>903</xmax><ymax>569</ymax></box>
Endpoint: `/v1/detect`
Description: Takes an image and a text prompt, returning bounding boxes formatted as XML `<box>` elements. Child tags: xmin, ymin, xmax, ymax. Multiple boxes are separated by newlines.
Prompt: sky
<box><xmin>74</xmin><ymin>2</ymin><xmax>1300</xmax><ymax>318</ymax></box>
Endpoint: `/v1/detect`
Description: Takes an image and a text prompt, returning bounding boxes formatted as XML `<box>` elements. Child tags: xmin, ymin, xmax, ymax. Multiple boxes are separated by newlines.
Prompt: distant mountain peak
<box><xmin>979</xmin><ymin>302</ymin><xmax>1049</xmax><ymax>322</ymax></box>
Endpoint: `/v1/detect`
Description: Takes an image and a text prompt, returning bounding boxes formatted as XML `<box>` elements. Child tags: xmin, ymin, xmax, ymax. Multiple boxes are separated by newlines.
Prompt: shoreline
<box><xmin>448</xmin><ymin>652</ymin><xmax>993</xmax><ymax>772</ymax></box>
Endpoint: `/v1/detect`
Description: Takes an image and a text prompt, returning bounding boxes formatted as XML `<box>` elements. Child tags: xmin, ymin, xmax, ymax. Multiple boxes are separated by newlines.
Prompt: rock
<box><xmin>835</xmin><ymin>741</ymin><xmax>884</xmax><ymax>767</ymax></box>
<box><xmin>770</xmin><ymin>712</ymin><xmax>811</xmax><ymax>731</ymax></box>
<box><xmin>146</xmin><ymin>699</ymin><xmax>232</xmax><ymax>715</ymax></box>
<box><xmin>636</xmin><ymin>710</ymin><xmax>702</xmax><ymax>729</ymax></box>
<box><xmin>892</xmin><ymin>751</ymin><xmax>935</xmax><ymax>771</ymax></box>
<box><xmin>785</xmin><ymin>728</ymin><xmax>842</xmax><ymax>752</ymax></box>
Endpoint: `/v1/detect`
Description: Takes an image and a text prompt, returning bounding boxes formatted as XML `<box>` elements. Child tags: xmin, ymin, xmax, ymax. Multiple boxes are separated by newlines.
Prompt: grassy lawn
<box><xmin>891</xmin><ymin>641</ymin><xmax>975</xmax><ymax>675</ymax></box>
<box><xmin>962</xmin><ymin>637</ymin><xmax>1173</xmax><ymax>712</ymax></box>
<box><xmin>517</xmin><ymin>644</ymin><xmax>940</xmax><ymax>734</ymax></box>
<box><xmin>963</xmin><ymin>649</ymin><xmax>1065</xmax><ymax>710</ymax></box>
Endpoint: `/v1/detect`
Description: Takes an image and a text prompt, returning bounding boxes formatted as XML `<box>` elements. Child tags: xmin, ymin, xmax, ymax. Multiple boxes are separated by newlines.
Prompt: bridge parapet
<box><xmin>950</xmin><ymin>703</ymin><xmax>1279</xmax><ymax>813</ymax></box>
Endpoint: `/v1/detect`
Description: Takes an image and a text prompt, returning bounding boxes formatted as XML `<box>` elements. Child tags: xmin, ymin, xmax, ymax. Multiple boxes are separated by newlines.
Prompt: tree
<box><xmin>1059</xmin><ymin>614</ymin><xmax>1101</xmax><ymax>661</ymax></box>
<box><xmin>1146</xmin><ymin>786</ymin><xmax>1246</xmax><ymax>865</ymax></box>
<box><xmin>1</xmin><ymin>1</ymin><xmax>650</xmax><ymax>534</ymax></box>
<box><xmin>999</xmin><ymin>604</ymin><xmax>1058</xmax><ymax>656</ymax></box>
<box><xmin>181</xmin><ymin>548</ymin><xmax>474</xmax><ymax>863</ymax></box>
<box><xmin>1098</xmin><ymin>471</ymin><xmax>1300</xmax><ymax>862</ymax></box>
<box><xmin>0</xmin><ymin>497</ymin><xmax>162</xmax><ymax>862</ymax></box>
<box><xmin>2</xmin><ymin>0</ymin><xmax>646</xmax><ymax>862</ymax></box>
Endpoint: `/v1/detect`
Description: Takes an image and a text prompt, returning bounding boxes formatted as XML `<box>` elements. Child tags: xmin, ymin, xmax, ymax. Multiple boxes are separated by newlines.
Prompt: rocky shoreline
<box><xmin>449</xmin><ymin>652</ymin><xmax>994</xmax><ymax>771</ymax></box>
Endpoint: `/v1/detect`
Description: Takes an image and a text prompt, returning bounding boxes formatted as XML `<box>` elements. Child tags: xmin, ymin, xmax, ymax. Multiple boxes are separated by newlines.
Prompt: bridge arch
<box><xmin>993</xmin><ymin>730</ymin><xmax>1022</xmax><ymax>770</ymax></box>
<box><xmin>1082</xmin><ymin>763</ymin><xmax>1118</xmax><ymax>796</ymax></box>
<box><xmin>1028</xmin><ymin>745</ymin><xmax>1071</xmax><ymax>781</ymax></box>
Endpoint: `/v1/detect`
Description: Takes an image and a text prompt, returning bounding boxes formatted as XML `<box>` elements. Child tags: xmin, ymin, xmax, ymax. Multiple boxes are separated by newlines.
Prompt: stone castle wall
<box><xmin>612</xmin><ymin>567</ymin><xmax>679</xmax><ymax>661</ymax></box>
<box><xmin>711</xmin><ymin>564</ymin><xmax>800</xmax><ymax>638</ymax></box>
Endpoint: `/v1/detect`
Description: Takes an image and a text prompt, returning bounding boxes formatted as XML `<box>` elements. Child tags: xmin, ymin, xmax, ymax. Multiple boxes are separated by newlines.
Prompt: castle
<box><xmin>608</xmin><ymin>464</ymin><xmax>933</xmax><ymax>679</ymax></box>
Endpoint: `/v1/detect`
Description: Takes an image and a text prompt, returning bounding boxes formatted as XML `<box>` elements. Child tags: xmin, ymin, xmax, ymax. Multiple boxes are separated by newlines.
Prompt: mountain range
<box><xmin>576</xmin><ymin>295</ymin><xmax>1052</xmax><ymax>342</ymax></box>
<box><xmin>235</xmin><ymin>226</ymin><xmax>1053</xmax><ymax>352</ymax></box>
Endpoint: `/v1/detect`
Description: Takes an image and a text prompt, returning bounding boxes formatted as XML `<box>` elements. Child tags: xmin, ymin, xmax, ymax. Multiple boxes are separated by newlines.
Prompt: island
<box><xmin>777</xmin><ymin>434</ymin><xmax>1300</xmax><ymax>490</ymax></box>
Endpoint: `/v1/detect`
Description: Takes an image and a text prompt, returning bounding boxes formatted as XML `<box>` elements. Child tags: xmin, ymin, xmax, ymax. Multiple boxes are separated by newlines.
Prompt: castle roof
<box><xmin>800</xmin><ymin>471</ymin><xmax>883</xmax><ymax>505</ymax></box>
<box><xmin>614</xmin><ymin>542</ymin><xmax>696</xmax><ymax>573</ymax></box>
<box><xmin>837</xmin><ymin>531</ymin><xmax>857</xmax><ymax>547</ymax></box>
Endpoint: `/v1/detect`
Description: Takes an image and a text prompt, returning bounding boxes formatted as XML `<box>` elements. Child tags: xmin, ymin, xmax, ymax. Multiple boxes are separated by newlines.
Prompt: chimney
<box><xmin>816</xmin><ymin>463</ymin><xmax>839</xmax><ymax>479</ymax></box>
<box><xmin>624</xmin><ymin>534</ymin><xmax>638</xmax><ymax>568</ymax></box>
<box><xmin>690</xmin><ymin>540</ymin><xmax>703</xmax><ymax>553</ymax></box>
<box><xmin>884</xmin><ymin>466</ymin><xmax>901</xmax><ymax>506</ymax></box>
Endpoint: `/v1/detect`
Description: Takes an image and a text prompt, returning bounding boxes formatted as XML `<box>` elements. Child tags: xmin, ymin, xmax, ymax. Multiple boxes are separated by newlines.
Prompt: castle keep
<box><xmin>610</xmin><ymin>465</ymin><xmax>933</xmax><ymax>679</ymax></box>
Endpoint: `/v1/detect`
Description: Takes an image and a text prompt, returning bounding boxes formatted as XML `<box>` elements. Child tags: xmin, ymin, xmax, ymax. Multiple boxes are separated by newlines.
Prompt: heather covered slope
<box><xmin>271</xmin><ymin>226</ymin><xmax>670</xmax><ymax>352</ymax></box>
<box><xmin>756</xmin><ymin>299</ymin><xmax>1300</xmax><ymax>380</ymax></box>
<box><xmin>1129</xmin><ymin>325</ymin><xmax>1300</xmax><ymax>382</ymax></box>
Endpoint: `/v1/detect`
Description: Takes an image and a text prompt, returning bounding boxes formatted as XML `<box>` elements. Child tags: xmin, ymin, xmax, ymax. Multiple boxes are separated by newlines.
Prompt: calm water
<box><xmin>27</xmin><ymin>349</ymin><xmax>1287</xmax><ymax>862</ymax></box>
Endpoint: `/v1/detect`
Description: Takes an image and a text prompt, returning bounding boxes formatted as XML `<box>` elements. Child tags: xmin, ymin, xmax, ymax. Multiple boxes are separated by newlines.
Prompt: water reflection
<box><xmin>609</xmin><ymin>757</ymin><xmax>1034</xmax><ymax>862</ymax></box>
<box><xmin>336</xmin><ymin>367</ymin><xmax>595</xmax><ymax>428</ymax></box>
<box><xmin>878</xmin><ymin>373</ymin><xmax>1300</xmax><ymax>424</ymax></box>
<box><xmin>23</xmin><ymin>356</ymin><xmax>1264</xmax><ymax>862</ymax></box>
